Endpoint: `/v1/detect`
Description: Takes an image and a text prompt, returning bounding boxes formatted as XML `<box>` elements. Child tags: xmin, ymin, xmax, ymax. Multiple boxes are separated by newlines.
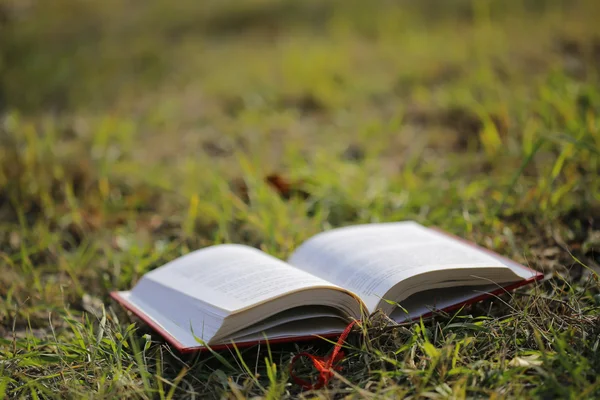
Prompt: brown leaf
<box><xmin>229</xmin><ymin>174</ymin><xmax>312</xmax><ymax>203</ymax></box>
<box><xmin>265</xmin><ymin>173</ymin><xmax>310</xmax><ymax>200</ymax></box>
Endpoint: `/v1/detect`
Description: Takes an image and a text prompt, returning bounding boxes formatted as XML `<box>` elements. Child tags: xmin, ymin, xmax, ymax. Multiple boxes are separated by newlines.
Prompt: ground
<box><xmin>1</xmin><ymin>0</ymin><xmax>599</xmax><ymax>398</ymax></box>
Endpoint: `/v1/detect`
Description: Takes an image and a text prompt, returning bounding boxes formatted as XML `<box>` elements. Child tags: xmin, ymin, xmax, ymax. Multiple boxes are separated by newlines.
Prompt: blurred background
<box><xmin>3</xmin><ymin>0</ymin><xmax>599</xmax><ymax>172</ymax></box>
<box><xmin>1</xmin><ymin>0</ymin><xmax>599</xmax><ymax>283</ymax></box>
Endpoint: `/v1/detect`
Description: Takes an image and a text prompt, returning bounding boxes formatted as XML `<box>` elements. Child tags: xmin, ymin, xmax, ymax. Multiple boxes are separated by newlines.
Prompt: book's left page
<box><xmin>114</xmin><ymin>244</ymin><xmax>352</xmax><ymax>349</ymax></box>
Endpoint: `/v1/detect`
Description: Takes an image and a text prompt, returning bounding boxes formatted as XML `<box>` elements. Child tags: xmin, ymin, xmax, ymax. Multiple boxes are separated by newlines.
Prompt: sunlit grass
<box><xmin>1</xmin><ymin>0</ymin><xmax>599</xmax><ymax>398</ymax></box>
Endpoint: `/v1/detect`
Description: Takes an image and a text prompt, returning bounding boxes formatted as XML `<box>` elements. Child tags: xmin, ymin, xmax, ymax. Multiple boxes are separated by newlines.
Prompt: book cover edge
<box><xmin>109</xmin><ymin>291</ymin><xmax>341</xmax><ymax>353</ymax></box>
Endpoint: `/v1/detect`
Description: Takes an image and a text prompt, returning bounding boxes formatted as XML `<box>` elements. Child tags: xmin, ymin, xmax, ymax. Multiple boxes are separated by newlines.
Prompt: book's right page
<box><xmin>288</xmin><ymin>222</ymin><xmax>540</xmax><ymax>316</ymax></box>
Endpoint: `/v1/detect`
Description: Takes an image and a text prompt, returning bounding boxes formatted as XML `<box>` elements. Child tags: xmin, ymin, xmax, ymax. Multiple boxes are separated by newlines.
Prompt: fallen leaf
<box><xmin>508</xmin><ymin>354</ymin><xmax>543</xmax><ymax>368</ymax></box>
<box><xmin>265</xmin><ymin>173</ymin><xmax>310</xmax><ymax>200</ymax></box>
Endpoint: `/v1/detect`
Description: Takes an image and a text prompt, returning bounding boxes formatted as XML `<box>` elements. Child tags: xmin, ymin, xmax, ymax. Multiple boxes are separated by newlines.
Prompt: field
<box><xmin>1</xmin><ymin>0</ymin><xmax>600</xmax><ymax>398</ymax></box>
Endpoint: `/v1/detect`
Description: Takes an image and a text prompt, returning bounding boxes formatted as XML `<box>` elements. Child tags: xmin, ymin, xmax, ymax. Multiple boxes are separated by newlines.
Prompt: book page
<box><xmin>227</xmin><ymin>318</ymin><xmax>347</xmax><ymax>345</ymax></box>
<box><xmin>389</xmin><ymin>284</ymin><xmax>500</xmax><ymax>322</ymax></box>
<box><xmin>288</xmin><ymin>222</ymin><xmax>533</xmax><ymax>312</ymax></box>
<box><xmin>224</xmin><ymin>306</ymin><xmax>346</xmax><ymax>342</ymax></box>
<box><xmin>133</xmin><ymin>244</ymin><xmax>342</xmax><ymax>314</ymax></box>
<box><xmin>116</xmin><ymin>291</ymin><xmax>207</xmax><ymax>349</ymax></box>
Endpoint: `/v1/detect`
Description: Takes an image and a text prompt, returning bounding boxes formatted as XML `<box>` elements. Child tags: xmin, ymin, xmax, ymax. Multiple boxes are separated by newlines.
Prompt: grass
<box><xmin>1</xmin><ymin>0</ymin><xmax>600</xmax><ymax>398</ymax></box>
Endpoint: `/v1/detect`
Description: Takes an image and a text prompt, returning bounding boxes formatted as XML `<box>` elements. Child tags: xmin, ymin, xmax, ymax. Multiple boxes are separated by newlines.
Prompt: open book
<box><xmin>111</xmin><ymin>222</ymin><xmax>542</xmax><ymax>352</ymax></box>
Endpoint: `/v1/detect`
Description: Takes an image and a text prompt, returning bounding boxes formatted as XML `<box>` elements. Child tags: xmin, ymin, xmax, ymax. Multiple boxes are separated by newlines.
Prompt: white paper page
<box><xmin>227</xmin><ymin>318</ymin><xmax>348</xmax><ymax>344</ymax></box>
<box><xmin>389</xmin><ymin>284</ymin><xmax>499</xmax><ymax>322</ymax></box>
<box><xmin>135</xmin><ymin>244</ymin><xmax>341</xmax><ymax>314</ymax></box>
<box><xmin>288</xmin><ymin>222</ymin><xmax>531</xmax><ymax>312</ymax></box>
<box><xmin>225</xmin><ymin>306</ymin><xmax>346</xmax><ymax>341</ymax></box>
<box><xmin>118</xmin><ymin>291</ymin><xmax>211</xmax><ymax>349</ymax></box>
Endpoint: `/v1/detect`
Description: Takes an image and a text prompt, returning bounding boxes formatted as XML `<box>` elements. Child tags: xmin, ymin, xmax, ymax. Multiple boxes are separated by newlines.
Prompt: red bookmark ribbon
<box><xmin>289</xmin><ymin>320</ymin><xmax>360</xmax><ymax>390</ymax></box>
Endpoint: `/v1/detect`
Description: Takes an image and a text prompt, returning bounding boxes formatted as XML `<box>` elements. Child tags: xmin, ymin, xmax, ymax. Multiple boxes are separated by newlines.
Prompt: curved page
<box><xmin>134</xmin><ymin>244</ymin><xmax>343</xmax><ymax>314</ymax></box>
<box><xmin>288</xmin><ymin>222</ymin><xmax>534</xmax><ymax>313</ymax></box>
